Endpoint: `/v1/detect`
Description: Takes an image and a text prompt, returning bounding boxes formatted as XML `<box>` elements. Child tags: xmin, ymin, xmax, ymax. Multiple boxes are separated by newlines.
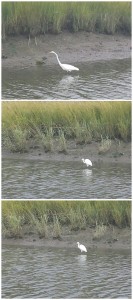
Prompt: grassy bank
<box><xmin>2</xmin><ymin>101</ymin><xmax>131</xmax><ymax>153</ymax></box>
<box><xmin>2</xmin><ymin>2</ymin><xmax>131</xmax><ymax>37</ymax></box>
<box><xmin>2</xmin><ymin>201</ymin><xmax>131</xmax><ymax>239</ymax></box>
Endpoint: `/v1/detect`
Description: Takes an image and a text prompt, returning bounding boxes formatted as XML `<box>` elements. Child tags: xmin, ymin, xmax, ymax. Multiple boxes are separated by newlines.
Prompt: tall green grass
<box><xmin>2</xmin><ymin>201</ymin><xmax>131</xmax><ymax>238</ymax></box>
<box><xmin>2</xmin><ymin>2</ymin><xmax>131</xmax><ymax>37</ymax></box>
<box><xmin>2</xmin><ymin>101</ymin><xmax>131</xmax><ymax>153</ymax></box>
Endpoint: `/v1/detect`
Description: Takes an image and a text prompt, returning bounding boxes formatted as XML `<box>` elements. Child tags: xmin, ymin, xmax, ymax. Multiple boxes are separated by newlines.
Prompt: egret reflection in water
<box><xmin>77</xmin><ymin>255</ymin><xmax>87</xmax><ymax>264</ymax></box>
<box><xmin>59</xmin><ymin>75</ymin><xmax>78</xmax><ymax>84</ymax></box>
<box><xmin>82</xmin><ymin>169</ymin><xmax>92</xmax><ymax>178</ymax></box>
<box><xmin>57</xmin><ymin>75</ymin><xmax>79</xmax><ymax>91</ymax></box>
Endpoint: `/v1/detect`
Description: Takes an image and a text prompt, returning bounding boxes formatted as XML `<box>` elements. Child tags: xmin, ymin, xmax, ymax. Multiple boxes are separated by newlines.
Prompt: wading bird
<box><xmin>50</xmin><ymin>51</ymin><xmax>79</xmax><ymax>72</ymax></box>
<box><xmin>82</xmin><ymin>158</ymin><xmax>92</xmax><ymax>167</ymax></box>
<box><xmin>77</xmin><ymin>242</ymin><xmax>87</xmax><ymax>253</ymax></box>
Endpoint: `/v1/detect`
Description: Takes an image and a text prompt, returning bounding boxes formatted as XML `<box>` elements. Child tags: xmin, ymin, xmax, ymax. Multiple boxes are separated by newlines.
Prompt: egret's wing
<box><xmin>62</xmin><ymin>63</ymin><xmax>79</xmax><ymax>71</ymax></box>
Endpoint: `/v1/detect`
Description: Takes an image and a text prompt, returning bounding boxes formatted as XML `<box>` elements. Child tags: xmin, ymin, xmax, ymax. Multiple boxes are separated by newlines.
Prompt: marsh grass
<box><xmin>75</xmin><ymin>121</ymin><xmax>92</xmax><ymax>145</ymax></box>
<box><xmin>2</xmin><ymin>201</ymin><xmax>131</xmax><ymax>239</ymax></box>
<box><xmin>68</xmin><ymin>207</ymin><xmax>87</xmax><ymax>231</ymax></box>
<box><xmin>3</xmin><ymin>214</ymin><xmax>24</xmax><ymax>238</ymax></box>
<box><xmin>3</xmin><ymin>127</ymin><xmax>28</xmax><ymax>153</ymax></box>
<box><xmin>30</xmin><ymin>123</ymin><xmax>53</xmax><ymax>152</ymax></box>
<box><xmin>2</xmin><ymin>101</ymin><xmax>131</xmax><ymax>153</ymax></box>
<box><xmin>2</xmin><ymin>2</ymin><xmax>131</xmax><ymax>37</ymax></box>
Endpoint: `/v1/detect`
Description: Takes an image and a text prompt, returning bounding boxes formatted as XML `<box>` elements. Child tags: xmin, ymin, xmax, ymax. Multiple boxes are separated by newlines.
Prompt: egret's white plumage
<box><xmin>77</xmin><ymin>242</ymin><xmax>87</xmax><ymax>253</ymax></box>
<box><xmin>82</xmin><ymin>158</ymin><xmax>92</xmax><ymax>167</ymax></box>
<box><xmin>50</xmin><ymin>51</ymin><xmax>79</xmax><ymax>72</ymax></box>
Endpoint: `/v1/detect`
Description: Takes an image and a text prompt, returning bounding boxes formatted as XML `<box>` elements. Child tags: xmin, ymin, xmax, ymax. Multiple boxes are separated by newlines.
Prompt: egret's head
<box><xmin>50</xmin><ymin>51</ymin><xmax>55</xmax><ymax>54</ymax></box>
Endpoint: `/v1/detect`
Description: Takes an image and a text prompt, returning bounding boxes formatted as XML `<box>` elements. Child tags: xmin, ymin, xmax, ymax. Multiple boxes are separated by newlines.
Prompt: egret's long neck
<box><xmin>55</xmin><ymin>53</ymin><xmax>61</xmax><ymax>66</ymax></box>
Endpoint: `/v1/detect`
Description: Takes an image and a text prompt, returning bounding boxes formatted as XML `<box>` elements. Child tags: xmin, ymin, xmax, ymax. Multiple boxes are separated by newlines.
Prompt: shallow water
<box><xmin>2</xmin><ymin>58</ymin><xmax>131</xmax><ymax>99</ymax></box>
<box><xmin>2</xmin><ymin>158</ymin><xmax>131</xmax><ymax>199</ymax></box>
<box><xmin>2</xmin><ymin>245</ymin><xmax>131</xmax><ymax>298</ymax></box>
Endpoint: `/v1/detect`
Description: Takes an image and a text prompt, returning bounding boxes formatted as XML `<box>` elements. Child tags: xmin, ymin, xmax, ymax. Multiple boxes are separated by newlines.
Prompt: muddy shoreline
<box><xmin>2</xmin><ymin>226</ymin><xmax>131</xmax><ymax>251</ymax></box>
<box><xmin>2</xmin><ymin>32</ymin><xmax>131</xmax><ymax>69</ymax></box>
<box><xmin>2</xmin><ymin>140</ymin><xmax>131</xmax><ymax>164</ymax></box>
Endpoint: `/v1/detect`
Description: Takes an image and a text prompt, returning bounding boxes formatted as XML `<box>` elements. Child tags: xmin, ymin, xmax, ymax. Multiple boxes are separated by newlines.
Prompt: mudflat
<box><xmin>2</xmin><ymin>32</ymin><xmax>131</xmax><ymax>69</ymax></box>
<box><xmin>2</xmin><ymin>140</ymin><xmax>131</xmax><ymax>165</ymax></box>
<box><xmin>2</xmin><ymin>226</ymin><xmax>131</xmax><ymax>251</ymax></box>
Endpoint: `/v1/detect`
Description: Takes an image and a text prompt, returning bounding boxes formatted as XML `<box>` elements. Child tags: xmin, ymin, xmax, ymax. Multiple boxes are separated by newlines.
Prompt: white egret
<box><xmin>77</xmin><ymin>242</ymin><xmax>87</xmax><ymax>253</ymax></box>
<box><xmin>82</xmin><ymin>158</ymin><xmax>92</xmax><ymax>167</ymax></box>
<box><xmin>50</xmin><ymin>51</ymin><xmax>79</xmax><ymax>72</ymax></box>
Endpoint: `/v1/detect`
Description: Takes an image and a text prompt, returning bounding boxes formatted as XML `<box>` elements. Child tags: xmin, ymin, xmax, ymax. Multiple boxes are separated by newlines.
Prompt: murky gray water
<box><xmin>2</xmin><ymin>58</ymin><xmax>131</xmax><ymax>99</ymax></box>
<box><xmin>2</xmin><ymin>158</ymin><xmax>131</xmax><ymax>199</ymax></box>
<box><xmin>2</xmin><ymin>245</ymin><xmax>131</xmax><ymax>298</ymax></box>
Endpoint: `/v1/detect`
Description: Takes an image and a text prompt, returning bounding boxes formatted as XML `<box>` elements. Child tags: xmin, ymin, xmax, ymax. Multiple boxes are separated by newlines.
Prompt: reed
<box><xmin>2</xmin><ymin>2</ymin><xmax>131</xmax><ymax>37</ymax></box>
<box><xmin>58</xmin><ymin>130</ymin><xmax>67</xmax><ymax>153</ymax></box>
<box><xmin>52</xmin><ymin>215</ymin><xmax>62</xmax><ymax>239</ymax></box>
<box><xmin>2</xmin><ymin>201</ymin><xmax>131</xmax><ymax>238</ymax></box>
<box><xmin>98</xmin><ymin>136</ymin><xmax>112</xmax><ymax>154</ymax></box>
<box><xmin>28</xmin><ymin>212</ymin><xmax>49</xmax><ymax>238</ymax></box>
<box><xmin>2</xmin><ymin>101</ymin><xmax>131</xmax><ymax>153</ymax></box>
<box><xmin>93</xmin><ymin>224</ymin><xmax>107</xmax><ymax>240</ymax></box>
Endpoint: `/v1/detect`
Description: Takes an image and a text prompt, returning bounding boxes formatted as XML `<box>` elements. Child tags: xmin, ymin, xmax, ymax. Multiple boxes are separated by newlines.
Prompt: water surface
<box><xmin>2</xmin><ymin>245</ymin><xmax>131</xmax><ymax>298</ymax></box>
<box><xmin>2</xmin><ymin>158</ymin><xmax>131</xmax><ymax>199</ymax></box>
<box><xmin>2</xmin><ymin>58</ymin><xmax>131</xmax><ymax>99</ymax></box>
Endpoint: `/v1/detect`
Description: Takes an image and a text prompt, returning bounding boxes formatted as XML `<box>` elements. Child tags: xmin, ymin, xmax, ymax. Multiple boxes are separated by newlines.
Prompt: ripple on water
<box><xmin>2</xmin><ymin>58</ymin><xmax>131</xmax><ymax>99</ymax></box>
<box><xmin>2</xmin><ymin>159</ymin><xmax>131</xmax><ymax>199</ymax></box>
<box><xmin>2</xmin><ymin>246</ymin><xmax>131</xmax><ymax>298</ymax></box>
